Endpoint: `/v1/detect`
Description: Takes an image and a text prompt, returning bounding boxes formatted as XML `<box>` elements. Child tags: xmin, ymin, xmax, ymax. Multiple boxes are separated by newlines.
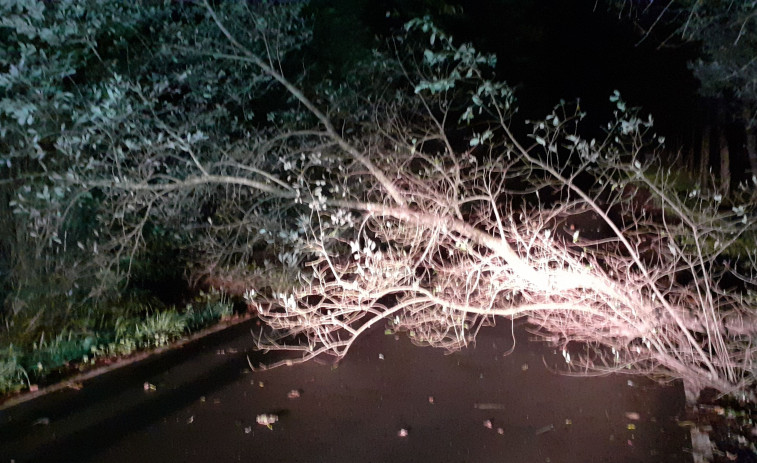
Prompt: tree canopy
<box><xmin>610</xmin><ymin>0</ymin><xmax>757</xmax><ymax>124</ymax></box>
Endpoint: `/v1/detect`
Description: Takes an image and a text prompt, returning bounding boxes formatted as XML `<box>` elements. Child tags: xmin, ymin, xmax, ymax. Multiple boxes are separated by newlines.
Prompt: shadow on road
<box><xmin>0</xmin><ymin>319</ymin><xmax>271</xmax><ymax>463</ymax></box>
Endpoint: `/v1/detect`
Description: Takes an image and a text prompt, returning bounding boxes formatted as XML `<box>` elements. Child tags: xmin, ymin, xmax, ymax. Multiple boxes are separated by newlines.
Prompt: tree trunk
<box><xmin>700</xmin><ymin>125</ymin><xmax>711</xmax><ymax>185</ymax></box>
<box><xmin>687</xmin><ymin>129</ymin><xmax>697</xmax><ymax>173</ymax></box>
<box><xmin>718</xmin><ymin>127</ymin><xmax>730</xmax><ymax>195</ymax></box>
<box><xmin>746</xmin><ymin>127</ymin><xmax>757</xmax><ymax>182</ymax></box>
<box><xmin>741</xmin><ymin>107</ymin><xmax>757</xmax><ymax>182</ymax></box>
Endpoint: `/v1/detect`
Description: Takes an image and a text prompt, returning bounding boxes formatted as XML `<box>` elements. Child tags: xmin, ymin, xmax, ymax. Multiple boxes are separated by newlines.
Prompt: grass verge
<box><xmin>0</xmin><ymin>290</ymin><xmax>234</xmax><ymax>398</ymax></box>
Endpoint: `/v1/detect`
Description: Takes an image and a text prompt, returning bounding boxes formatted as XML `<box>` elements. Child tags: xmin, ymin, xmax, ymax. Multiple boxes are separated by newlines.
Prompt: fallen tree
<box><xmin>227</xmin><ymin>12</ymin><xmax>755</xmax><ymax>402</ymax></box>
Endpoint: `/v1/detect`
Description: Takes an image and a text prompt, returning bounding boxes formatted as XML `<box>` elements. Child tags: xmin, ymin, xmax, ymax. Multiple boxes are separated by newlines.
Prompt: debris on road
<box><xmin>256</xmin><ymin>414</ymin><xmax>279</xmax><ymax>427</ymax></box>
<box><xmin>474</xmin><ymin>403</ymin><xmax>505</xmax><ymax>410</ymax></box>
<box><xmin>32</xmin><ymin>417</ymin><xmax>50</xmax><ymax>426</ymax></box>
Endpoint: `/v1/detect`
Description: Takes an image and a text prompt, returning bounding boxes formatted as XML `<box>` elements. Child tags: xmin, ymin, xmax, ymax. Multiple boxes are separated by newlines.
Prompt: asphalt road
<box><xmin>0</xmin><ymin>319</ymin><xmax>692</xmax><ymax>463</ymax></box>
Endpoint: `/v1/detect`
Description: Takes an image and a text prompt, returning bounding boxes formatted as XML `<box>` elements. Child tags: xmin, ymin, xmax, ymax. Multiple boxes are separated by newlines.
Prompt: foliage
<box><xmin>25</xmin><ymin>331</ymin><xmax>96</xmax><ymax>374</ymax></box>
<box><xmin>92</xmin><ymin>311</ymin><xmax>186</xmax><ymax>357</ymax></box>
<box><xmin>91</xmin><ymin>292</ymin><xmax>231</xmax><ymax>358</ymax></box>
<box><xmin>184</xmin><ymin>291</ymin><xmax>234</xmax><ymax>332</ymax></box>
<box><xmin>0</xmin><ymin>291</ymin><xmax>232</xmax><ymax>394</ymax></box>
<box><xmin>0</xmin><ymin>0</ymin><xmax>158</xmax><ymax>303</ymax></box>
<box><xmin>1</xmin><ymin>0</ymin><xmax>309</xmax><ymax>341</ymax></box>
<box><xmin>608</xmin><ymin>0</ymin><xmax>757</xmax><ymax>125</ymax></box>
<box><xmin>0</xmin><ymin>346</ymin><xmax>28</xmax><ymax>395</ymax></box>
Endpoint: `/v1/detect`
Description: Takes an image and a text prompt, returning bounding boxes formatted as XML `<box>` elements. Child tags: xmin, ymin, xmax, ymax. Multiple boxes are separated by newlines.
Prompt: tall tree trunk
<box><xmin>715</xmin><ymin>103</ymin><xmax>731</xmax><ymax>195</ymax></box>
<box><xmin>744</xmin><ymin>107</ymin><xmax>757</xmax><ymax>182</ymax></box>
<box><xmin>747</xmin><ymin>130</ymin><xmax>757</xmax><ymax>181</ymax></box>
<box><xmin>700</xmin><ymin>125</ymin><xmax>711</xmax><ymax>186</ymax></box>
<box><xmin>718</xmin><ymin>126</ymin><xmax>730</xmax><ymax>195</ymax></box>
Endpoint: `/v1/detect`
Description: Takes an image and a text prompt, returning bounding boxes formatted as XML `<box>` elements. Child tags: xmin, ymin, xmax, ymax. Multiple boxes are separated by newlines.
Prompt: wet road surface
<box><xmin>0</xmin><ymin>319</ymin><xmax>691</xmax><ymax>462</ymax></box>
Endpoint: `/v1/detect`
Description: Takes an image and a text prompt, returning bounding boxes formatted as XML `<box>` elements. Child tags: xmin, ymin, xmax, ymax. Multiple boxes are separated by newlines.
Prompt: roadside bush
<box><xmin>0</xmin><ymin>347</ymin><xmax>28</xmax><ymax>395</ymax></box>
<box><xmin>0</xmin><ymin>292</ymin><xmax>233</xmax><ymax>394</ymax></box>
<box><xmin>185</xmin><ymin>291</ymin><xmax>234</xmax><ymax>332</ymax></box>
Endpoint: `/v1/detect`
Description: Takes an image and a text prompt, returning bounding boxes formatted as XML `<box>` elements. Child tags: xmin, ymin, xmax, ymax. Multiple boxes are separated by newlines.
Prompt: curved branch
<box><xmin>87</xmin><ymin>174</ymin><xmax>295</xmax><ymax>198</ymax></box>
<box><xmin>202</xmin><ymin>1</ymin><xmax>406</xmax><ymax>207</ymax></box>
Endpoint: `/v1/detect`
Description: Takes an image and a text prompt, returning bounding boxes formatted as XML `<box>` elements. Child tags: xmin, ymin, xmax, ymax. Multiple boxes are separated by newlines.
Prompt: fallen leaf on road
<box><xmin>32</xmin><ymin>417</ymin><xmax>50</xmax><ymax>426</ymax></box>
<box><xmin>256</xmin><ymin>414</ymin><xmax>278</xmax><ymax>427</ymax></box>
<box><xmin>625</xmin><ymin>412</ymin><xmax>640</xmax><ymax>420</ymax></box>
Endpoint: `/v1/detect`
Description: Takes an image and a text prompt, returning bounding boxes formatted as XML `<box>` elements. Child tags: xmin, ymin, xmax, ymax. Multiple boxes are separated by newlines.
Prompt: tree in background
<box><xmin>0</xmin><ymin>0</ymin><xmax>315</xmax><ymax>350</ymax></box>
<box><xmin>609</xmin><ymin>0</ymin><xmax>757</xmax><ymax>191</ymax></box>
<box><xmin>0</xmin><ymin>0</ymin><xmax>153</xmax><ymax>334</ymax></box>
